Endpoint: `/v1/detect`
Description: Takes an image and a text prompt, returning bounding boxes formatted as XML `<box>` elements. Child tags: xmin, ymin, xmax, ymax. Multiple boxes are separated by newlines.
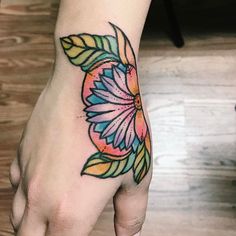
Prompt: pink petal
<box><xmin>88</xmin><ymin>104</ymin><xmax>134</xmax><ymax>123</ymax></box>
<box><xmin>85</xmin><ymin>103</ymin><xmax>132</xmax><ymax>113</ymax></box>
<box><xmin>93</xmin><ymin>89</ymin><xmax>133</xmax><ymax>105</ymax></box>
<box><xmin>113</xmin><ymin>66</ymin><xmax>130</xmax><ymax>94</ymax></box>
<box><xmin>126</xmin><ymin>65</ymin><xmax>139</xmax><ymax>95</ymax></box>
<box><xmin>125</xmin><ymin>118</ymin><xmax>135</xmax><ymax>148</ymax></box>
<box><xmin>113</xmin><ymin>109</ymin><xmax>136</xmax><ymax>147</ymax></box>
<box><xmin>102</xmin><ymin>108</ymin><xmax>135</xmax><ymax>138</ymax></box>
<box><xmin>134</xmin><ymin>110</ymin><xmax>148</xmax><ymax>142</ymax></box>
<box><xmin>100</xmin><ymin>75</ymin><xmax>133</xmax><ymax>100</ymax></box>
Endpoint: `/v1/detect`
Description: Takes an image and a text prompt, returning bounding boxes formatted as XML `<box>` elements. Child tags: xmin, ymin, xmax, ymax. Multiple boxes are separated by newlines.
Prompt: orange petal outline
<box><xmin>135</xmin><ymin>110</ymin><xmax>148</xmax><ymax>142</ymax></box>
<box><xmin>145</xmin><ymin>131</ymin><xmax>151</xmax><ymax>155</ymax></box>
<box><xmin>126</xmin><ymin>65</ymin><xmax>139</xmax><ymax>95</ymax></box>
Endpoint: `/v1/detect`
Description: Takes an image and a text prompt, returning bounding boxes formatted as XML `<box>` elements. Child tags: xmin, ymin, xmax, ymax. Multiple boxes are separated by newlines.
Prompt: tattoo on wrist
<box><xmin>60</xmin><ymin>22</ymin><xmax>151</xmax><ymax>184</ymax></box>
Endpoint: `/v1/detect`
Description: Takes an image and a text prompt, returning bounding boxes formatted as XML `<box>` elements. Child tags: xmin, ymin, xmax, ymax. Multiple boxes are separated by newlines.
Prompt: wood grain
<box><xmin>0</xmin><ymin>1</ymin><xmax>236</xmax><ymax>236</ymax></box>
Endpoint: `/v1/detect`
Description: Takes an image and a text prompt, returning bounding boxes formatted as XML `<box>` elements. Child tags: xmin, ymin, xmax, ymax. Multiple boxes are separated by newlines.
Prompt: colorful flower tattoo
<box><xmin>60</xmin><ymin>23</ymin><xmax>151</xmax><ymax>184</ymax></box>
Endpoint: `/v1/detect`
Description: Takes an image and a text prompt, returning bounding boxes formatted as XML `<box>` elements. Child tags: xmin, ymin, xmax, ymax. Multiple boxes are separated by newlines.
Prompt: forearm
<box><xmin>52</xmin><ymin>0</ymin><xmax>151</xmax><ymax>86</ymax></box>
<box><xmin>54</xmin><ymin>0</ymin><xmax>151</xmax><ymax>54</ymax></box>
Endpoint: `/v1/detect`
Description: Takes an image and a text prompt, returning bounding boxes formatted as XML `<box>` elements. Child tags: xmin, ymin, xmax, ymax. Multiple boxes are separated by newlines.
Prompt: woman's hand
<box><xmin>9</xmin><ymin>1</ymin><xmax>153</xmax><ymax>234</ymax></box>
<box><xmin>9</xmin><ymin>79</ymin><xmax>151</xmax><ymax>236</ymax></box>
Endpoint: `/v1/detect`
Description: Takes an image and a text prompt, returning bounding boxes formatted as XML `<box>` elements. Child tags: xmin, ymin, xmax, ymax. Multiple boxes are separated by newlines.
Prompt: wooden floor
<box><xmin>0</xmin><ymin>1</ymin><xmax>236</xmax><ymax>236</ymax></box>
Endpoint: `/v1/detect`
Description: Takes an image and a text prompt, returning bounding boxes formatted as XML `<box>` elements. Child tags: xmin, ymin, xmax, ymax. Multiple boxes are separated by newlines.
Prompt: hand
<box><xmin>9</xmin><ymin>22</ymin><xmax>152</xmax><ymax>236</ymax></box>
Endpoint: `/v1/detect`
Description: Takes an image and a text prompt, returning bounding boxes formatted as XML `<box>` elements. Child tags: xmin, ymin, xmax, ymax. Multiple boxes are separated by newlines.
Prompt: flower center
<box><xmin>134</xmin><ymin>94</ymin><xmax>142</xmax><ymax>110</ymax></box>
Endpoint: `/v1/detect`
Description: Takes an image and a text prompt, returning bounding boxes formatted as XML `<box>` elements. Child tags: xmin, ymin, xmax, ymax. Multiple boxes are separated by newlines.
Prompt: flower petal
<box><xmin>82</xmin><ymin>61</ymin><xmax>118</xmax><ymax>105</ymax></box>
<box><xmin>113</xmin><ymin>110</ymin><xmax>136</xmax><ymax>147</ymax></box>
<box><xmin>85</xmin><ymin>103</ymin><xmax>132</xmax><ymax>113</ymax></box>
<box><xmin>102</xmin><ymin>108</ymin><xmax>135</xmax><ymax>138</ymax></box>
<box><xmin>134</xmin><ymin>110</ymin><xmax>147</xmax><ymax>142</ymax></box>
<box><xmin>145</xmin><ymin>131</ymin><xmax>151</xmax><ymax>155</ymax></box>
<box><xmin>126</xmin><ymin>65</ymin><xmax>139</xmax><ymax>95</ymax></box>
<box><xmin>113</xmin><ymin>66</ymin><xmax>131</xmax><ymax>94</ymax></box>
<box><xmin>100</xmin><ymin>75</ymin><xmax>133</xmax><ymax>100</ymax></box>
<box><xmin>89</xmin><ymin>124</ymin><xmax>131</xmax><ymax>158</ymax></box>
<box><xmin>125</xmin><ymin>118</ymin><xmax>136</xmax><ymax>149</ymax></box>
<box><xmin>87</xmin><ymin>104</ymin><xmax>134</xmax><ymax>123</ymax></box>
<box><xmin>93</xmin><ymin>89</ymin><xmax>133</xmax><ymax>105</ymax></box>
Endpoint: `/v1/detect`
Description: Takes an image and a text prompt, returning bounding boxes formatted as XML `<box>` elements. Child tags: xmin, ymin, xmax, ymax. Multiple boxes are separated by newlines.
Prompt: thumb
<box><xmin>113</xmin><ymin>183</ymin><xmax>149</xmax><ymax>236</ymax></box>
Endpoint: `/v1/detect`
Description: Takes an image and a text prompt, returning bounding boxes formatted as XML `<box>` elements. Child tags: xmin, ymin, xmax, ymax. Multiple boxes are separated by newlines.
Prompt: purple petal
<box><xmin>113</xmin><ymin>67</ymin><xmax>131</xmax><ymax>94</ymax></box>
<box><xmin>85</xmin><ymin>103</ymin><xmax>130</xmax><ymax>113</ymax></box>
<box><xmin>113</xmin><ymin>109</ymin><xmax>136</xmax><ymax>147</ymax></box>
<box><xmin>87</xmin><ymin>104</ymin><xmax>134</xmax><ymax>123</ymax></box>
<box><xmin>100</xmin><ymin>75</ymin><xmax>133</xmax><ymax>100</ymax></box>
<box><xmin>102</xmin><ymin>108</ymin><xmax>135</xmax><ymax>138</ymax></box>
<box><xmin>93</xmin><ymin>89</ymin><xmax>133</xmax><ymax>105</ymax></box>
<box><xmin>125</xmin><ymin>118</ymin><xmax>135</xmax><ymax>148</ymax></box>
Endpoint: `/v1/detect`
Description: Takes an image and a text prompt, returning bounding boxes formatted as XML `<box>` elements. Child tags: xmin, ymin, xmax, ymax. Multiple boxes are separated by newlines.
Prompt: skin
<box><xmin>9</xmin><ymin>0</ymin><xmax>152</xmax><ymax>235</ymax></box>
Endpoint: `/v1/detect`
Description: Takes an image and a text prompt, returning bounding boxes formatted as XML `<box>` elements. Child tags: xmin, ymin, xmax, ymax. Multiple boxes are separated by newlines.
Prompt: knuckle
<box><xmin>9</xmin><ymin>212</ymin><xmax>18</xmax><ymax>232</ymax></box>
<box><xmin>10</xmin><ymin>183</ymin><xmax>26</xmax><ymax>231</ymax></box>
<box><xmin>51</xmin><ymin>200</ymin><xmax>77</xmax><ymax>230</ymax></box>
<box><xmin>9</xmin><ymin>165</ymin><xmax>16</xmax><ymax>186</ymax></box>
<box><xmin>25</xmin><ymin>176</ymin><xmax>41</xmax><ymax>208</ymax></box>
<box><xmin>9</xmin><ymin>161</ymin><xmax>20</xmax><ymax>187</ymax></box>
<box><xmin>116</xmin><ymin>216</ymin><xmax>145</xmax><ymax>234</ymax></box>
<box><xmin>10</xmin><ymin>202</ymin><xmax>22</xmax><ymax>232</ymax></box>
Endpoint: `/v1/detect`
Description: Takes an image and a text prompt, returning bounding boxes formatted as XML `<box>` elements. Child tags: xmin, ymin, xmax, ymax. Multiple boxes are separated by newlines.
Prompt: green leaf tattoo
<box><xmin>133</xmin><ymin>143</ymin><xmax>151</xmax><ymax>183</ymax></box>
<box><xmin>60</xmin><ymin>34</ymin><xmax>120</xmax><ymax>72</ymax></box>
<box><xmin>81</xmin><ymin>152</ymin><xmax>136</xmax><ymax>178</ymax></box>
<box><xmin>61</xmin><ymin>23</ymin><xmax>152</xmax><ymax>184</ymax></box>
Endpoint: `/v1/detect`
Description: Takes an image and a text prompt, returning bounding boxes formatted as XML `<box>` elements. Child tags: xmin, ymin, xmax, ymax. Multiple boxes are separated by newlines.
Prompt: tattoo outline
<box><xmin>60</xmin><ymin>23</ymin><xmax>151</xmax><ymax>184</ymax></box>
